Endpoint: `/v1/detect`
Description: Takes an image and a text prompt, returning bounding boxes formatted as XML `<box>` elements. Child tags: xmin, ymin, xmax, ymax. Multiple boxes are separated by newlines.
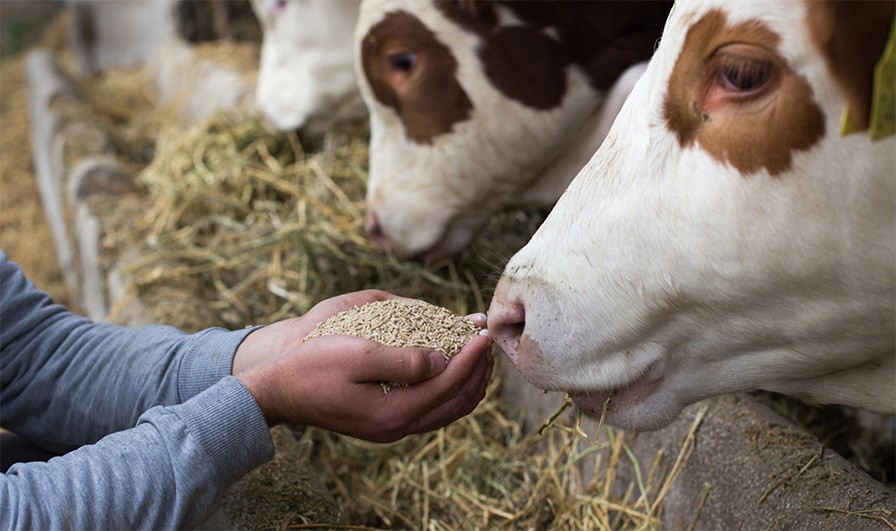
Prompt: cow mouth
<box><xmin>565</xmin><ymin>361</ymin><xmax>662</xmax><ymax>419</ymax></box>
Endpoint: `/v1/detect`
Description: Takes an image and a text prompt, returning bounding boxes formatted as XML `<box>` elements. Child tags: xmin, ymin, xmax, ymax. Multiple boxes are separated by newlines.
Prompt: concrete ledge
<box><xmin>500</xmin><ymin>375</ymin><xmax>895</xmax><ymax>529</ymax></box>
<box><xmin>26</xmin><ymin>49</ymin><xmax>81</xmax><ymax>298</ymax></box>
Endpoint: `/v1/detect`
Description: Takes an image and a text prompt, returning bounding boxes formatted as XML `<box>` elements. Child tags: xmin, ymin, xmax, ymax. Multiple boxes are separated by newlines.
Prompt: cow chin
<box><xmin>515</xmin><ymin>348</ymin><xmax>683</xmax><ymax>432</ymax></box>
<box><xmin>391</xmin><ymin>222</ymin><xmax>475</xmax><ymax>262</ymax></box>
<box><xmin>568</xmin><ymin>376</ymin><xmax>684</xmax><ymax>432</ymax></box>
<box><xmin>368</xmin><ymin>196</ymin><xmax>483</xmax><ymax>261</ymax></box>
<box><xmin>420</xmin><ymin>224</ymin><xmax>476</xmax><ymax>263</ymax></box>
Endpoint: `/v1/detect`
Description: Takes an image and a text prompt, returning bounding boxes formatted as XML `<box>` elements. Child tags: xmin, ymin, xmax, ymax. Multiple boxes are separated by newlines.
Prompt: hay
<box><xmin>124</xmin><ymin>112</ymin><xmax>535</xmax><ymax>329</ymax></box>
<box><xmin>294</xmin><ymin>375</ymin><xmax>706</xmax><ymax>530</ymax></box>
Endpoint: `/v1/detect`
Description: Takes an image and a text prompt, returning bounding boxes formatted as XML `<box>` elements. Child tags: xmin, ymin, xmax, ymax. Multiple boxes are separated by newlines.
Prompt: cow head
<box><xmin>252</xmin><ymin>0</ymin><xmax>366</xmax><ymax>132</ymax></box>
<box><xmin>488</xmin><ymin>0</ymin><xmax>896</xmax><ymax>430</ymax></box>
<box><xmin>355</xmin><ymin>0</ymin><xmax>670</xmax><ymax>260</ymax></box>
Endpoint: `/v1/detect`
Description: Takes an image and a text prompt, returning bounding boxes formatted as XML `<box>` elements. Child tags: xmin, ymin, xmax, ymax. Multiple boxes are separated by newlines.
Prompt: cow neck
<box><xmin>516</xmin><ymin>62</ymin><xmax>648</xmax><ymax>208</ymax></box>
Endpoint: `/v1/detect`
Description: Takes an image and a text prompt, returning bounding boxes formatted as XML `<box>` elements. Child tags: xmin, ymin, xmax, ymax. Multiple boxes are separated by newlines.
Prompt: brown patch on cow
<box><xmin>663</xmin><ymin>9</ymin><xmax>826</xmax><ymax>177</ymax></box>
<box><xmin>361</xmin><ymin>10</ymin><xmax>473</xmax><ymax>144</ymax></box>
<box><xmin>433</xmin><ymin>0</ymin><xmax>497</xmax><ymax>33</ymax></box>
<box><xmin>806</xmin><ymin>1</ymin><xmax>895</xmax><ymax>132</ymax></box>
<box><xmin>435</xmin><ymin>0</ymin><xmax>672</xmax><ymax>108</ymax></box>
<box><xmin>479</xmin><ymin>26</ymin><xmax>569</xmax><ymax>109</ymax></box>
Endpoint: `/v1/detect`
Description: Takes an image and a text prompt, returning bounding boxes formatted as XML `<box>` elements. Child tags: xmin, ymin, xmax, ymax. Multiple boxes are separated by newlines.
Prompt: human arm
<box><xmin>0</xmin><ymin>377</ymin><xmax>274</xmax><ymax>530</ymax></box>
<box><xmin>0</xmin><ymin>252</ymin><xmax>256</xmax><ymax>451</ymax></box>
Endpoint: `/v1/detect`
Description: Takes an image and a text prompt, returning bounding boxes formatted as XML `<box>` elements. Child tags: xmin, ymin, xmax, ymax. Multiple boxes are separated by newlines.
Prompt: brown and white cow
<box><xmin>252</xmin><ymin>0</ymin><xmax>367</xmax><ymax>132</ymax></box>
<box><xmin>488</xmin><ymin>0</ymin><xmax>896</xmax><ymax>431</ymax></box>
<box><xmin>355</xmin><ymin>0</ymin><xmax>672</xmax><ymax>261</ymax></box>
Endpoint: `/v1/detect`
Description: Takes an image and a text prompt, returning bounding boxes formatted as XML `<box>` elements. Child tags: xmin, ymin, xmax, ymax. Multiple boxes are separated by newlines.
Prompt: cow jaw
<box><xmin>488</xmin><ymin>0</ymin><xmax>896</xmax><ymax>429</ymax></box>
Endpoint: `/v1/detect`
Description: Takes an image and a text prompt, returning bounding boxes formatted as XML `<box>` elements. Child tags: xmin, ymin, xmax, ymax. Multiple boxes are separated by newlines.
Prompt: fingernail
<box><xmin>464</xmin><ymin>312</ymin><xmax>487</xmax><ymax>327</ymax></box>
<box><xmin>478</xmin><ymin>328</ymin><xmax>490</xmax><ymax>337</ymax></box>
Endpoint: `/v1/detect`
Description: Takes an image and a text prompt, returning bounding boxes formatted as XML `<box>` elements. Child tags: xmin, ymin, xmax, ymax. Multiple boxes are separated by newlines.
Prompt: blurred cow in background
<box><xmin>67</xmin><ymin>0</ymin><xmax>179</xmax><ymax>75</ymax></box>
<box><xmin>68</xmin><ymin>0</ymin><xmax>260</xmax><ymax>75</ymax></box>
<box><xmin>251</xmin><ymin>0</ymin><xmax>366</xmax><ymax>133</ymax></box>
<box><xmin>356</xmin><ymin>0</ymin><xmax>672</xmax><ymax>261</ymax></box>
<box><xmin>488</xmin><ymin>0</ymin><xmax>896</xmax><ymax>431</ymax></box>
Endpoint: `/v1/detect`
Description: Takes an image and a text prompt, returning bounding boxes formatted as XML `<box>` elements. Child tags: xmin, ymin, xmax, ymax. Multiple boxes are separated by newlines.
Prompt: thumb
<box><xmin>356</xmin><ymin>344</ymin><xmax>448</xmax><ymax>385</ymax></box>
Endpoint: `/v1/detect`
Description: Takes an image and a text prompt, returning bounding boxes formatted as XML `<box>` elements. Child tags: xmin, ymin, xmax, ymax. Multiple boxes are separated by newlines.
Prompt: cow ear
<box><xmin>807</xmin><ymin>1</ymin><xmax>895</xmax><ymax>131</ymax></box>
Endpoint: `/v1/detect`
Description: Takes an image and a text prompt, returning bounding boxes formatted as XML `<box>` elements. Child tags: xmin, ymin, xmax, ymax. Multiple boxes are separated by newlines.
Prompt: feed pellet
<box><xmin>304</xmin><ymin>299</ymin><xmax>479</xmax><ymax>393</ymax></box>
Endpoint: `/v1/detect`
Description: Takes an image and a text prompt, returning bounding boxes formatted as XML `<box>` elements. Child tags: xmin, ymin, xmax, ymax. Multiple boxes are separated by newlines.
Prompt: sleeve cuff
<box><xmin>173</xmin><ymin>376</ymin><xmax>274</xmax><ymax>484</ymax></box>
<box><xmin>177</xmin><ymin>326</ymin><xmax>264</xmax><ymax>402</ymax></box>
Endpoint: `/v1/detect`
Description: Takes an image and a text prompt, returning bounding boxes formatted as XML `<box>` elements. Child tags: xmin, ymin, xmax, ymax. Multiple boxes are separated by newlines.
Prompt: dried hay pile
<box><xmin>300</xmin><ymin>390</ymin><xmax>706</xmax><ymax>530</ymax></box>
<box><xmin>111</xmin><ymin>110</ymin><xmax>698</xmax><ymax>529</ymax></box>
<box><xmin>121</xmin><ymin>112</ymin><xmax>538</xmax><ymax>329</ymax></box>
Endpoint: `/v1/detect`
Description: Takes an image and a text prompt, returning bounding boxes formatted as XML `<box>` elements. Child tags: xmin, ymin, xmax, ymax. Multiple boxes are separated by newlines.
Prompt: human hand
<box><xmin>232</xmin><ymin>289</ymin><xmax>406</xmax><ymax>374</ymax></box>
<box><xmin>233</xmin><ymin>290</ymin><xmax>494</xmax><ymax>442</ymax></box>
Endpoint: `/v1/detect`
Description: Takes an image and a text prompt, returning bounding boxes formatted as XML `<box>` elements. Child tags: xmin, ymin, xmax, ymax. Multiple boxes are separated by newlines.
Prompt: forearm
<box><xmin>0</xmin><ymin>377</ymin><xmax>274</xmax><ymax>530</ymax></box>
<box><xmin>1</xmin><ymin>252</ymin><xmax>260</xmax><ymax>449</ymax></box>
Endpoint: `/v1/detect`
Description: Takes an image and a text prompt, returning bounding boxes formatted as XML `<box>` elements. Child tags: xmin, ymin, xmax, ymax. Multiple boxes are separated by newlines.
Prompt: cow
<box><xmin>251</xmin><ymin>0</ymin><xmax>367</xmax><ymax>133</ymax></box>
<box><xmin>67</xmin><ymin>0</ymin><xmax>178</xmax><ymax>75</ymax></box>
<box><xmin>355</xmin><ymin>0</ymin><xmax>673</xmax><ymax>261</ymax></box>
<box><xmin>487</xmin><ymin>0</ymin><xmax>896</xmax><ymax>432</ymax></box>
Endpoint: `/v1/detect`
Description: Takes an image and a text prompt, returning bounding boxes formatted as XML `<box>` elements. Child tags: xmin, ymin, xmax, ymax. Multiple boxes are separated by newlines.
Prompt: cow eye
<box><xmin>388</xmin><ymin>52</ymin><xmax>417</xmax><ymax>73</ymax></box>
<box><xmin>716</xmin><ymin>55</ymin><xmax>772</xmax><ymax>93</ymax></box>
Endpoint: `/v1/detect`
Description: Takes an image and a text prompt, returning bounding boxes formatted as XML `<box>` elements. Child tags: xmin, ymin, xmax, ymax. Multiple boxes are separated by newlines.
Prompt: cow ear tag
<box><xmin>841</xmin><ymin>17</ymin><xmax>896</xmax><ymax>139</ymax></box>
<box><xmin>869</xmin><ymin>18</ymin><xmax>896</xmax><ymax>140</ymax></box>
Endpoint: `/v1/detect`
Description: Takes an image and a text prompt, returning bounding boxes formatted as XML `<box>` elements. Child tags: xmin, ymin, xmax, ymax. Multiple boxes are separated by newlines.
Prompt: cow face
<box><xmin>252</xmin><ymin>0</ymin><xmax>366</xmax><ymax>132</ymax></box>
<box><xmin>355</xmin><ymin>0</ymin><xmax>670</xmax><ymax>260</ymax></box>
<box><xmin>488</xmin><ymin>0</ymin><xmax>896</xmax><ymax>430</ymax></box>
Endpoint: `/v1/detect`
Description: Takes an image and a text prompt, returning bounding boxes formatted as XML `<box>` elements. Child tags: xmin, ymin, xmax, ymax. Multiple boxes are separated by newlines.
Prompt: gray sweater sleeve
<box><xmin>0</xmin><ymin>251</ymin><xmax>259</xmax><ymax>451</ymax></box>
<box><xmin>1</xmin><ymin>376</ymin><xmax>275</xmax><ymax>529</ymax></box>
<box><xmin>0</xmin><ymin>252</ymin><xmax>276</xmax><ymax>527</ymax></box>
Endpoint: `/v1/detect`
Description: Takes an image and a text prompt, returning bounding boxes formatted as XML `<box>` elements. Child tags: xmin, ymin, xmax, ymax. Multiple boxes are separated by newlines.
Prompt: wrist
<box><xmin>237</xmin><ymin>367</ymin><xmax>280</xmax><ymax>427</ymax></box>
<box><xmin>231</xmin><ymin>325</ymin><xmax>271</xmax><ymax>375</ymax></box>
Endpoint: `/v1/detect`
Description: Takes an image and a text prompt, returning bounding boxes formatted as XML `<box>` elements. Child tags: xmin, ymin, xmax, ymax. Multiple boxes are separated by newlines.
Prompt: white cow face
<box><xmin>355</xmin><ymin>0</ymin><xmax>670</xmax><ymax>261</ymax></box>
<box><xmin>252</xmin><ymin>0</ymin><xmax>366</xmax><ymax>132</ymax></box>
<box><xmin>488</xmin><ymin>0</ymin><xmax>896</xmax><ymax>430</ymax></box>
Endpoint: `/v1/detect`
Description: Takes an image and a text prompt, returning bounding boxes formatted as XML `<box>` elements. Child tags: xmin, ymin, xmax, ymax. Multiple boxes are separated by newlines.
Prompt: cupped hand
<box><xmin>236</xmin><ymin>333</ymin><xmax>493</xmax><ymax>442</ymax></box>
<box><xmin>232</xmin><ymin>289</ymin><xmax>405</xmax><ymax>374</ymax></box>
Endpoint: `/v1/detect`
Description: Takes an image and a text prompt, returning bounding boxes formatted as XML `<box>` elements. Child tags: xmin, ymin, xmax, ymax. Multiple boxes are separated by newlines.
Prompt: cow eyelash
<box><xmin>713</xmin><ymin>54</ymin><xmax>773</xmax><ymax>94</ymax></box>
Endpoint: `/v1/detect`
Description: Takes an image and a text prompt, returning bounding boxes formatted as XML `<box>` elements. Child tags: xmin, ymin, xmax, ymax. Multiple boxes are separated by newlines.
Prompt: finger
<box><xmin>464</xmin><ymin>312</ymin><xmax>488</xmax><ymax>329</ymax></box>
<box><xmin>337</xmin><ymin>340</ymin><xmax>448</xmax><ymax>385</ymax></box>
<box><xmin>383</xmin><ymin>335</ymin><xmax>492</xmax><ymax>416</ymax></box>
<box><xmin>404</xmin><ymin>343</ymin><xmax>494</xmax><ymax>434</ymax></box>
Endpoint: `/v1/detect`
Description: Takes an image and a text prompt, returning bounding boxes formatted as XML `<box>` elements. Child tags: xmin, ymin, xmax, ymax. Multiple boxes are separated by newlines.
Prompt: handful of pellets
<box><xmin>304</xmin><ymin>299</ymin><xmax>479</xmax><ymax>393</ymax></box>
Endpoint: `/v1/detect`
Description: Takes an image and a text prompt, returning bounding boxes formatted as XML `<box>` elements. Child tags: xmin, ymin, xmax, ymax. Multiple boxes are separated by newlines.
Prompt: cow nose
<box><xmin>487</xmin><ymin>297</ymin><xmax>526</xmax><ymax>365</ymax></box>
<box><xmin>366</xmin><ymin>212</ymin><xmax>389</xmax><ymax>247</ymax></box>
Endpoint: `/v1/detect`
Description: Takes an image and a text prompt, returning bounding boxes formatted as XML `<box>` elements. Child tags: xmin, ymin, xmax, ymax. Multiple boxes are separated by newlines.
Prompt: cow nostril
<box><xmin>367</xmin><ymin>212</ymin><xmax>383</xmax><ymax>239</ymax></box>
<box><xmin>489</xmin><ymin>301</ymin><xmax>526</xmax><ymax>364</ymax></box>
